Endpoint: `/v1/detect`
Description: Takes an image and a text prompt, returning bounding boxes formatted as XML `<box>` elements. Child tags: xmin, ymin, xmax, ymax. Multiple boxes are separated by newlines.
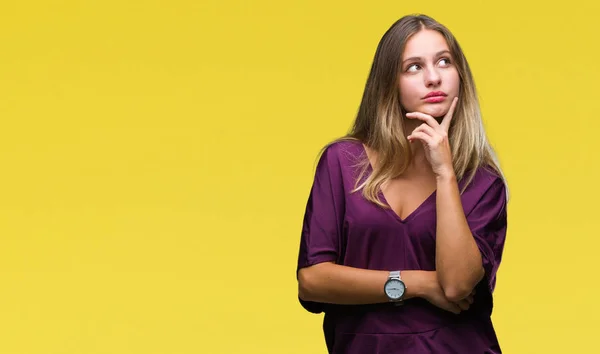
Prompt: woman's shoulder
<box><xmin>318</xmin><ymin>138</ymin><xmax>365</xmax><ymax>166</ymax></box>
<box><xmin>460</xmin><ymin>164</ymin><xmax>508</xmax><ymax>211</ymax></box>
<box><xmin>469</xmin><ymin>165</ymin><xmax>506</xmax><ymax>190</ymax></box>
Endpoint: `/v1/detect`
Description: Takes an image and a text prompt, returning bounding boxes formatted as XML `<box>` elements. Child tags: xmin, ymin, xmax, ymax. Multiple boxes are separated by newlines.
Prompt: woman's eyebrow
<box><xmin>402</xmin><ymin>50</ymin><xmax>451</xmax><ymax>64</ymax></box>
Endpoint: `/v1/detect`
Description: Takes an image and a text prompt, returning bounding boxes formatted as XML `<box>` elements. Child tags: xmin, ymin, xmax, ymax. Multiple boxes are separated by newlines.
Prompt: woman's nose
<box><xmin>424</xmin><ymin>68</ymin><xmax>441</xmax><ymax>87</ymax></box>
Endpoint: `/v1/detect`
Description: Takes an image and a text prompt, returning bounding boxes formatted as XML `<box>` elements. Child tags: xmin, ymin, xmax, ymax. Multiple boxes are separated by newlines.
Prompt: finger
<box><xmin>405</xmin><ymin>111</ymin><xmax>441</xmax><ymax>130</ymax></box>
<box><xmin>466</xmin><ymin>295</ymin><xmax>474</xmax><ymax>304</ymax></box>
<box><xmin>411</xmin><ymin>123</ymin><xmax>437</xmax><ymax>137</ymax></box>
<box><xmin>456</xmin><ymin>299</ymin><xmax>470</xmax><ymax>311</ymax></box>
<box><xmin>406</xmin><ymin>131</ymin><xmax>434</xmax><ymax>145</ymax></box>
<box><xmin>440</xmin><ymin>96</ymin><xmax>459</xmax><ymax>132</ymax></box>
<box><xmin>446</xmin><ymin>303</ymin><xmax>461</xmax><ymax>315</ymax></box>
<box><xmin>409</xmin><ymin>127</ymin><xmax>445</xmax><ymax>148</ymax></box>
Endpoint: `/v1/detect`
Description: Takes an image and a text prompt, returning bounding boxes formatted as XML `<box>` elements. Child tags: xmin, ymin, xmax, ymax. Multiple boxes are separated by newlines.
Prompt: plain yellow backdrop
<box><xmin>1</xmin><ymin>0</ymin><xmax>599</xmax><ymax>353</ymax></box>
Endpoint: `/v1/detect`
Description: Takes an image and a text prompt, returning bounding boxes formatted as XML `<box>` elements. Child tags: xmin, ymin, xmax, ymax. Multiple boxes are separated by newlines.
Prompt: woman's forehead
<box><xmin>402</xmin><ymin>30</ymin><xmax>450</xmax><ymax>59</ymax></box>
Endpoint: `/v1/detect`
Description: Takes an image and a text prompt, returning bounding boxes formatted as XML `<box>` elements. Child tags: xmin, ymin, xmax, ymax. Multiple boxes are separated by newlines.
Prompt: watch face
<box><xmin>385</xmin><ymin>279</ymin><xmax>406</xmax><ymax>300</ymax></box>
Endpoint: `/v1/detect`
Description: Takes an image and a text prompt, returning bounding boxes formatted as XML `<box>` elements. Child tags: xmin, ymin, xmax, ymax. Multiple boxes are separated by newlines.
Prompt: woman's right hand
<box><xmin>419</xmin><ymin>271</ymin><xmax>475</xmax><ymax>314</ymax></box>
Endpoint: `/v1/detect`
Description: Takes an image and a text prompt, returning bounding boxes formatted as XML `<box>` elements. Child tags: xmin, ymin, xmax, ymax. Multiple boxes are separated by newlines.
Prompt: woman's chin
<box><xmin>421</xmin><ymin>104</ymin><xmax>449</xmax><ymax>118</ymax></box>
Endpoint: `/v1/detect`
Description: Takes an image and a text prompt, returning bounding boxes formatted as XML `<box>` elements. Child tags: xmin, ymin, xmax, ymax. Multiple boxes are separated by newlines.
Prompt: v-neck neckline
<box><xmin>360</xmin><ymin>143</ymin><xmax>437</xmax><ymax>224</ymax></box>
<box><xmin>379</xmin><ymin>187</ymin><xmax>436</xmax><ymax>223</ymax></box>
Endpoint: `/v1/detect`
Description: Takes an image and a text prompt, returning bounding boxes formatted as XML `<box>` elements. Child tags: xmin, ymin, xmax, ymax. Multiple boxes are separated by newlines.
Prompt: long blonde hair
<box><xmin>318</xmin><ymin>14</ymin><xmax>507</xmax><ymax>208</ymax></box>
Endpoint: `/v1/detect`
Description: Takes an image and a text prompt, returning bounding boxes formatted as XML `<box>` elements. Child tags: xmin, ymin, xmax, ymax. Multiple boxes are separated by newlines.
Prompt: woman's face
<box><xmin>399</xmin><ymin>29</ymin><xmax>460</xmax><ymax>118</ymax></box>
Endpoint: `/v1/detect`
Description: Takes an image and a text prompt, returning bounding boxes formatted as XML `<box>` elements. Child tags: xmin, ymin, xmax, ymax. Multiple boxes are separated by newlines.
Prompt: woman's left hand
<box><xmin>406</xmin><ymin>96</ymin><xmax>458</xmax><ymax>178</ymax></box>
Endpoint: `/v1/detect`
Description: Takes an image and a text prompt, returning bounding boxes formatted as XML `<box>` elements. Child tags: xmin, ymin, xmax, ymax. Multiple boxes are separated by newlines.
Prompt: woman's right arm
<box><xmin>298</xmin><ymin>262</ymin><xmax>471</xmax><ymax>313</ymax></box>
<box><xmin>298</xmin><ymin>262</ymin><xmax>428</xmax><ymax>304</ymax></box>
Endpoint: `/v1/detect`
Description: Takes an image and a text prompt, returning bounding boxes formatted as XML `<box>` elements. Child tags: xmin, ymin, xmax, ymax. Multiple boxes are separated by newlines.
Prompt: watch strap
<box><xmin>389</xmin><ymin>270</ymin><xmax>401</xmax><ymax>279</ymax></box>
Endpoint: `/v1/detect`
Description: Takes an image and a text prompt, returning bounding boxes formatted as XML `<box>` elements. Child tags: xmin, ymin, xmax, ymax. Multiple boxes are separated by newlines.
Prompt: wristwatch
<box><xmin>384</xmin><ymin>270</ymin><xmax>406</xmax><ymax>304</ymax></box>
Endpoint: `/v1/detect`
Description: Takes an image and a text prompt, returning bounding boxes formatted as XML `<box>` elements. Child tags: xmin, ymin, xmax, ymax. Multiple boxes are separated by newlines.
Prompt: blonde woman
<box><xmin>296</xmin><ymin>14</ymin><xmax>508</xmax><ymax>353</ymax></box>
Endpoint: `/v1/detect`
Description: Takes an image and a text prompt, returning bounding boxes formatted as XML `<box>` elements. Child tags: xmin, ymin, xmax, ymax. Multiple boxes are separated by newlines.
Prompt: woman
<box><xmin>296</xmin><ymin>14</ymin><xmax>509</xmax><ymax>353</ymax></box>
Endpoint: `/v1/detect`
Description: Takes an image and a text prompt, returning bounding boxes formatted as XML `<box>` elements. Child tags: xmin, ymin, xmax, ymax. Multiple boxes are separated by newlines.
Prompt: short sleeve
<box><xmin>296</xmin><ymin>144</ymin><xmax>346</xmax><ymax>313</ymax></box>
<box><xmin>466</xmin><ymin>174</ymin><xmax>508</xmax><ymax>293</ymax></box>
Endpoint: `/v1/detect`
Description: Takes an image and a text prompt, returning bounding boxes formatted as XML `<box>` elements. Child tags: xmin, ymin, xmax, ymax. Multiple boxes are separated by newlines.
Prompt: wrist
<box><xmin>401</xmin><ymin>270</ymin><xmax>431</xmax><ymax>299</ymax></box>
<box><xmin>417</xmin><ymin>271</ymin><xmax>437</xmax><ymax>299</ymax></box>
<box><xmin>435</xmin><ymin>169</ymin><xmax>456</xmax><ymax>183</ymax></box>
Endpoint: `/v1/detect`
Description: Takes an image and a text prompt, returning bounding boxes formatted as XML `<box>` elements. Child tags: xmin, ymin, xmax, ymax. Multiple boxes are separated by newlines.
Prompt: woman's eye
<box><xmin>407</xmin><ymin>64</ymin><xmax>420</xmax><ymax>72</ymax></box>
<box><xmin>439</xmin><ymin>58</ymin><xmax>452</xmax><ymax>66</ymax></box>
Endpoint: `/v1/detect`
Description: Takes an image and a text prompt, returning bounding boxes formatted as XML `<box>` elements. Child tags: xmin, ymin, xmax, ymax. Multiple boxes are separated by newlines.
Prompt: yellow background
<box><xmin>0</xmin><ymin>0</ymin><xmax>598</xmax><ymax>353</ymax></box>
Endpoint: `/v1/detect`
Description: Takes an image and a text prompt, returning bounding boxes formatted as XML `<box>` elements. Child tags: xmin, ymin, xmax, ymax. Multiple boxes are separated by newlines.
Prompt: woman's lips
<box><xmin>423</xmin><ymin>96</ymin><xmax>446</xmax><ymax>103</ymax></box>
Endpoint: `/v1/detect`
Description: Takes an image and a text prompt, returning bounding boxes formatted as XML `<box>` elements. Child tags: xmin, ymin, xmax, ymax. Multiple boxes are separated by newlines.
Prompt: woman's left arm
<box><xmin>434</xmin><ymin>172</ymin><xmax>484</xmax><ymax>302</ymax></box>
<box><xmin>406</xmin><ymin>97</ymin><xmax>507</xmax><ymax>302</ymax></box>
